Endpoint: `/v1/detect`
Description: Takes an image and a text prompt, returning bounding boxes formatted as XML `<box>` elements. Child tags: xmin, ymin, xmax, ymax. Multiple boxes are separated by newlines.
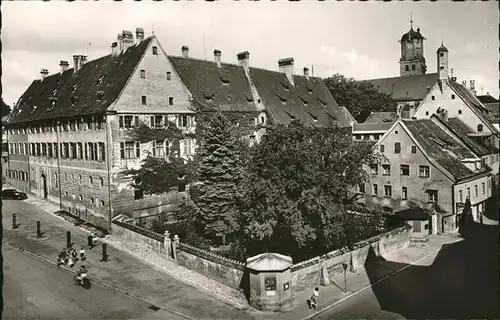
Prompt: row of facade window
<box><xmin>63</xmin><ymin>191</ymin><xmax>106</xmax><ymax>208</ymax></box>
<box><xmin>6</xmin><ymin>169</ymin><xmax>28</xmax><ymax>181</ymax></box>
<box><xmin>10</xmin><ymin>142</ymin><xmax>106</xmax><ymax>162</ymax></box>
<box><xmin>379</xmin><ymin>143</ymin><xmax>417</xmax><ymax>154</ymax></box>
<box><xmin>354</xmin><ymin>134</ymin><xmax>382</xmax><ymax>141</ymax></box>
<box><xmin>370</xmin><ymin>164</ymin><xmax>430</xmax><ymax>178</ymax></box>
<box><xmin>430</xmin><ymin>94</ymin><xmax>456</xmax><ymax>100</ymax></box>
<box><xmin>139</xmin><ymin>69</ymin><xmax>172</xmax><ymax>81</ymax></box>
<box><xmin>118</xmin><ymin>114</ymin><xmax>195</xmax><ymax>129</ymax></box>
<box><xmin>360</xmin><ymin>180</ymin><xmax>489</xmax><ymax>203</ymax></box>
<box><xmin>119</xmin><ymin>138</ymin><xmax>195</xmax><ymax>159</ymax></box>
<box><xmin>141</xmin><ymin>95</ymin><xmax>174</xmax><ymax>106</ymax></box>
<box><xmin>53</xmin><ymin>172</ymin><xmax>105</xmax><ymax>188</ymax></box>
<box><xmin>6</xmin><ymin>116</ymin><xmax>104</xmax><ymax>135</ymax></box>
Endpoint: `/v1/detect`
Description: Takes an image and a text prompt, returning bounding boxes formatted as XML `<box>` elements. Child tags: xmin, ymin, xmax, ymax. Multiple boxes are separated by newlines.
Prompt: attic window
<box><xmin>52</xmin><ymin>89</ymin><xmax>57</xmax><ymax>96</ymax></box>
<box><xmin>285</xmin><ymin>111</ymin><xmax>296</xmax><ymax>120</ymax></box>
<box><xmin>299</xmin><ymin>96</ymin><xmax>308</xmax><ymax>106</ymax></box>
<box><xmin>244</xmin><ymin>93</ymin><xmax>254</xmax><ymax>102</ymax></box>
<box><xmin>203</xmin><ymin>92</ymin><xmax>214</xmax><ymax>102</ymax></box>
<box><xmin>308</xmin><ymin>112</ymin><xmax>318</xmax><ymax>122</ymax></box>
<box><xmin>97</xmin><ymin>76</ymin><xmax>104</xmax><ymax>84</ymax></box>
<box><xmin>275</xmin><ymin>93</ymin><xmax>287</xmax><ymax>104</ymax></box>
<box><xmin>306</xmin><ymin>86</ymin><xmax>313</xmax><ymax>94</ymax></box>
<box><xmin>72</xmin><ymin>84</ymin><xmax>79</xmax><ymax>93</ymax></box>
<box><xmin>71</xmin><ymin>96</ymin><xmax>79</xmax><ymax>105</ymax></box>
<box><xmin>220</xmin><ymin>75</ymin><xmax>230</xmax><ymax>85</ymax></box>
<box><xmin>96</xmin><ymin>91</ymin><xmax>104</xmax><ymax>100</ymax></box>
<box><xmin>152</xmin><ymin>46</ymin><xmax>158</xmax><ymax>55</ymax></box>
<box><xmin>31</xmin><ymin>106</ymin><xmax>38</xmax><ymax>114</ymax></box>
<box><xmin>281</xmin><ymin>81</ymin><xmax>290</xmax><ymax>91</ymax></box>
<box><xmin>451</xmin><ymin>94</ymin><xmax>456</xmax><ymax>100</ymax></box>
<box><xmin>317</xmin><ymin>97</ymin><xmax>326</xmax><ymax>107</ymax></box>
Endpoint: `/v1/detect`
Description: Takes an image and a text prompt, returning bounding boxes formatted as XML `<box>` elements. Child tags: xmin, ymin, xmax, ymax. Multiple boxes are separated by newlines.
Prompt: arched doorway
<box><xmin>41</xmin><ymin>174</ymin><xmax>48</xmax><ymax>199</ymax></box>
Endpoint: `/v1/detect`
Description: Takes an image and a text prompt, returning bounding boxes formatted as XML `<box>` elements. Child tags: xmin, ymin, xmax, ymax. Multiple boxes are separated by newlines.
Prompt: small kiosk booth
<box><xmin>245</xmin><ymin>253</ymin><xmax>293</xmax><ymax>312</ymax></box>
<box><xmin>395</xmin><ymin>207</ymin><xmax>433</xmax><ymax>246</ymax></box>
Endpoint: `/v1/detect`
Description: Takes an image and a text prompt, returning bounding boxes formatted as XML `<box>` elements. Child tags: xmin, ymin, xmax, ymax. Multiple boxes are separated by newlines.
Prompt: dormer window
<box><xmin>317</xmin><ymin>97</ymin><xmax>326</xmax><ymax>107</ymax></box>
<box><xmin>152</xmin><ymin>46</ymin><xmax>158</xmax><ymax>55</ymax></box>
<box><xmin>96</xmin><ymin>91</ymin><xmax>104</xmax><ymax>100</ymax></box>
<box><xmin>308</xmin><ymin>112</ymin><xmax>318</xmax><ymax>122</ymax></box>
<box><xmin>220</xmin><ymin>75</ymin><xmax>230</xmax><ymax>85</ymax></box>
<box><xmin>306</xmin><ymin>86</ymin><xmax>313</xmax><ymax>94</ymax></box>
<box><xmin>244</xmin><ymin>93</ymin><xmax>254</xmax><ymax>102</ymax></box>
<box><xmin>285</xmin><ymin>112</ymin><xmax>295</xmax><ymax>121</ymax></box>
<box><xmin>72</xmin><ymin>84</ymin><xmax>79</xmax><ymax>93</ymax></box>
<box><xmin>281</xmin><ymin>81</ymin><xmax>289</xmax><ymax>91</ymax></box>
<box><xmin>299</xmin><ymin>96</ymin><xmax>308</xmax><ymax>106</ymax></box>
<box><xmin>96</xmin><ymin>76</ymin><xmax>104</xmax><ymax>85</ymax></box>
<box><xmin>31</xmin><ymin>106</ymin><xmax>38</xmax><ymax>114</ymax></box>
<box><xmin>276</xmin><ymin>93</ymin><xmax>287</xmax><ymax>104</ymax></box>
<box><xmin>52</xmin><ymin>89</ymin><xmax>57</xmax><ymax>96</ymax></box>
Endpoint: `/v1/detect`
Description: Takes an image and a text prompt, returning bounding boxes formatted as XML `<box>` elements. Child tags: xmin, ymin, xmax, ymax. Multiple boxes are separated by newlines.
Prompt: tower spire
<box><xmin>410</xmin><ymin>12</ymin><xmax>413</xmax><ymax>29</ymax></box>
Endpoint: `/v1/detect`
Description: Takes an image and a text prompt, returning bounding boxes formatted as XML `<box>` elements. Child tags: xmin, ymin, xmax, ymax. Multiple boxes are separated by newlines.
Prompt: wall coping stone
<box><xmin>290</xmin><ymin>225</ymin><xmax>410</xmax><ymax>272</ymax></box>
<box><xmin>112</xmin><ymin>219</ymin><xmax>164</xmax><ymax>242</ymax></box>
<box><xmin>177</xmin><ymin>242</ymin><xmax>246</xmax><ymax>271</ymax></box>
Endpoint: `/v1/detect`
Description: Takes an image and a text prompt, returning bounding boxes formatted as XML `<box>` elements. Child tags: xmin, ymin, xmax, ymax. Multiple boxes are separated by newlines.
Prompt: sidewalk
<box><xmin>2</xmin><ymin>195</ymin><xmax>254</xmax><ymax>320</ymax></box>
<box><xmin>2</xmin><ymin>186</ymin><xmax>464</xmax><ymax>320</ymax></box>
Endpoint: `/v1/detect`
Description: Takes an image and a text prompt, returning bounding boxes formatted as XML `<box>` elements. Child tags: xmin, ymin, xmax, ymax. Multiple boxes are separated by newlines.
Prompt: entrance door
<box><xmin>41</xmin><ymin>174</ymin><xmax>48</xmax><ymax>199</ymax></box>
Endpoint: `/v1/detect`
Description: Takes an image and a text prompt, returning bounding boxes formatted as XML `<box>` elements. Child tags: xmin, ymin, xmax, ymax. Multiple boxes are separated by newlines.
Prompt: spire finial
<box><xmin>410</xmin><ymin>12</ymin><xmax>413</xmax><ymax>28</ymax></box>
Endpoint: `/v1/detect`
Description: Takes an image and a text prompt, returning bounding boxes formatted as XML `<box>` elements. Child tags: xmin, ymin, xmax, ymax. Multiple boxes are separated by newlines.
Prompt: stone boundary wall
<box><xmin>176</xmin><ymin>242</ymin><xmax>245</xmax><ymax>290</ymax></box>
<box><xmin>111</xmin><ymin>220</ymin><xmax>167</xmax><ymax>255</ymax></box>
<box><xmin>290</xmin><ymin>225</ymin><xmax>411</xmax><ymax>293</ymax></box>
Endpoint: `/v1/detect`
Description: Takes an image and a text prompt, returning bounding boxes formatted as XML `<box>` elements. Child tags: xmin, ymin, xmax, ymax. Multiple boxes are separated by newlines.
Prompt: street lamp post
<box><xmin>342</xmin><ymin>262</ymin><xmax>348</xmax><ymax>293</ymax></box>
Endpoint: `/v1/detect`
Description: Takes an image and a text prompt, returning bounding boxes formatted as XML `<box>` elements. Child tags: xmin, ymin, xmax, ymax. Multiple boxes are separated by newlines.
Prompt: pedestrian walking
<box><xmin>310</xmin><ymin>287</ymin><xmax>320</xmax><ymax>310</ymax></box>
<box><xmin>67</xmin><ymin>256</ymin><xmax>74</xmax><ymax>268</ymax></box>
<box><xmin>79</xmin><ymin>247</ymin><xmax>86</xmax><ymax>261</ymax></box>
<box><xmin>92</xmin><ymin>233</ymin><xmax>99</xmax><ymax>247</ymax></box>
<box><xmin>88</xmin><ymin>233</ymin><xmax>94</xmax><ymax>249</ymax></box>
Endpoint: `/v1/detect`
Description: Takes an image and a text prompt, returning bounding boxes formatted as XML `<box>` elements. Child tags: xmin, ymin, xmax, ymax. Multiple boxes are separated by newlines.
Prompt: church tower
<box><xmin>437</xmin><ymin>42</ymin><xmax>449</xmax><ymax>84</ymax></box>
<box><xmin>399</xmin><ymin>16</ymin><xmax>427</xmax><ymax>77</ymax></box>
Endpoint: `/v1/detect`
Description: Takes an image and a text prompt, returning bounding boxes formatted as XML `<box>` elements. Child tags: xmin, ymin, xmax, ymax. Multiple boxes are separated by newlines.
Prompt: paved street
<box><xmin>313</xmin><ymin>222</ymin><xmax>500</xmax><ymax>320</ymax></box>
<box><xmin>2</xmin><ymin>246</ymin><xmax>185</xmax><ymax>320</ymax></box>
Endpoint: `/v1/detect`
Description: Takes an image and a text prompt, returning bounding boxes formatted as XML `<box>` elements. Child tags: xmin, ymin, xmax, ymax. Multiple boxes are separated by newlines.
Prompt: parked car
<box><xmin>1</xmin><ymin>189</ymin><xmax>28</xmax><ymax>200</ymax></box>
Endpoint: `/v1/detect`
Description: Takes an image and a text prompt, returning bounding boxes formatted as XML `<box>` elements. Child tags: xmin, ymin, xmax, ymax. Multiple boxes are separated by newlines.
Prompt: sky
<box><xmin>2</xmin><ymin>1</ymin><xmax>498</xmax><ymax>106</ymax></box>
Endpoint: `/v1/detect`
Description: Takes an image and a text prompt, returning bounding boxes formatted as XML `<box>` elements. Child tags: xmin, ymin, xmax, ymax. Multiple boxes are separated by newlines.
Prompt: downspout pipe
<box><xmin>56</xmin><ymin>120</ymin><xmax>63</xmax><ymax>210</ymax></box>
<box><xmin>105</xmin><ymin>114</ymin><xmax>114</xmax><ymax>231</ymax></box>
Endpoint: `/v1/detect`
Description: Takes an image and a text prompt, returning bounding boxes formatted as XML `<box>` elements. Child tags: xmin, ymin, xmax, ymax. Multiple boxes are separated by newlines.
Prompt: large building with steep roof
<box><xmin>357</xmin><ymin>115</ymin><xmax>494</xmax><ymax>234</ymax></box>
<box><xmin>4</xmin><ymin>28</ymin><xmax>349</xmax><ymax>230</ymax></box>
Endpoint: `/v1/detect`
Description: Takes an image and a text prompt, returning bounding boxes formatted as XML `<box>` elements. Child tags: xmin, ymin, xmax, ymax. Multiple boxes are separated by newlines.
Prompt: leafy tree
<box><xmin>324</xmin><ymin>73</ymin><xmax>397</xmax><ymax>123</ymax></box>
<box><xmin>195</xmin><ymin>112</ymin><xmax>245</xmax><ymax>244</ymax></box>
<box><xmin>238</xmin><ymin>120</ymin><xmax>381</xmax><ymax>261</ymax></box>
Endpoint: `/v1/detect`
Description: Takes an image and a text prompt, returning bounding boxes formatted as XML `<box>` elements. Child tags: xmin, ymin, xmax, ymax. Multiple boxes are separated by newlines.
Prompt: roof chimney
<box><xmin>451</xmin><ymin>77</ymin><xmax>457</xmax><ymax>82</ymax></box>
<box><xmin>470</xmin><ymin>80</ymin><xmax>476</xmax><ymax>95</ymax></box>
<box><xmin>135</xmin><ymin>28</ymin><xmax>145</xmax><ymax>43</ymax></box>
<box><xmin>73</xmin><ymin>55</ymin><xmax>81</xmax><ymax>73</ymax></box>
<box><xmin>462</xmin><ymin>80</ymin><xmax>467</xmax><ymax>87</ymax></box>
<box><xmin>117</xmin><ymin>33</ymin><xmax>124</xmax><ymax>52</ymax></box>
<box><xmin>40</xmin><ymin>69</ymin><xmax>49</xmax><ymax>80</ymax></box>
<box><xmin>237</xmin><ymin>51</ymin><xmax>250</xmax><ymax>72</ymax></box>
<box><xmin>79</xmin><ymin>55</ymin><xmax>87</xmax><ymax>66</ymax></box>
<box><xmin>111</xmin><ymin>42</ymin><xmax>119</xmax><ymax>57</ymax></box>
<box><xmin>59</xmin><ymin>61</ymin><xmax>69</xmax><ymax>74</ymax></box>
<box><xmin>182</xmin><ymin>46</ymin><xmax>189</xmax><ymax>58</ymax></box>
<box><xmin>303</xmin><ymin>67</ymin><xmax>309</xmax><ymax>80</ymax></box>
<box><xmin>278</xmin><ymin>57</ymin><xmax>295</xmax><ymax>86</ymax></box>
<box><xmin>214</xmin><ymin>49</ymin><xmax>222</xmax><ymax>68</ymax></box>
<box><xmin>121</xmin><ymin>30</ymin><xmax>134</xmax><ymax>52</ymax></box>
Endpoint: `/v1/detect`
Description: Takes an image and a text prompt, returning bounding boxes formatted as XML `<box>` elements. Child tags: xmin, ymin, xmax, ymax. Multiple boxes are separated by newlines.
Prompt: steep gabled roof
<box><xmin>352</xmin><ymin>122</ymin><xmax>393</xmax><ymax>132</ymax></box>
<box><xmin>435</xmin><ymin>116</ymin><xmax>490</xmax><ymax>157</ymax></box>
<box><xmin>402</xmin><ymin>119</ymin><xmax>487</xmax><ymax>180</ymax></box>
<box><xmin>365</xmin><ymin>112</ymin><xmax>399</xmax><ymax>123</ymax></box>
<box><xmin>448</xmin><ymin>81</ymin><xmax>497</xmax><ymax>133</ymax></box>
<box><xmin>339</xmin><ymin>106</ymin><xmax>357</xmax><ymax>124</ymax></box>
<box><xmin>484</xmin><ymin>103</ymin><xmax>499</xmax><ymax>119</ymax></box>
<box><xmin>8</xmin><ymin>37</ymin><xmax>154</xmax><ymax>125</ymax></box>
<box><xmin>477</xmin><ymin>94</ymin><xmax>499</xmax><ymax>104</ymax></box>
<box><xmin>360</xmin><ymin>73</ymin><xmax>438</xmax><ymax>102</ymax></box>
<box><xmin>249</xmin><ymin>67</ymin><xmax>350</xmax><ymax>127</ymax></box>
<box><xmin>167</xmin><ymin>56</ymin><xmax>256</xmax><ymax>112</ymax></box>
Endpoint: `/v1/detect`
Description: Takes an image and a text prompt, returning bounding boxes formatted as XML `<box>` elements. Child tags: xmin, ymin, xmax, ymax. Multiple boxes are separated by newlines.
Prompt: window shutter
<box><xmin>152</xmin><ymin>141</ymin><xmax>156</xmax><ymax>157</ymax></box>
<box><xmin>150</xmin><ymin>116</ymin><xmax>154</xmax><ymax>127</ymax></box>
<box><xmin>178</xmin><ymin>116</ymin><xmax>181</xmax><ymax>128</ymax></box>
<box><xmin>119</xmin><ymin>116</ymin><xmax>124</xmax><ymax>128</ymax></box>
<box><xmin>120</xmin><ymin>142</ymin><xmax>125</xmax><ymax>159</ymax></box>
<box><xmin>134</xmin><ymin>116</ymin><xmax>139</xmax><ymax>127</ymax></box>
<box><xmin>179</xmin><ymin>140</ymin><xmax>184</xmax><ymax>156</ymax></box>
<box><xmin>136</xmin><ymin>142</ymin><xmax>140</xmax><ymax>158</ymax></box>
<box><xmin>183</xmin><ymin>139</ymin><xmax>189</xmax><ymax>156</ymax></box>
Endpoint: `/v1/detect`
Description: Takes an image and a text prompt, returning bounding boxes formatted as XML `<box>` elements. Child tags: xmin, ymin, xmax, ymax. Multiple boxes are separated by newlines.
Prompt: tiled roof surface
<box><xmin>352</xmin><ymin>122</ymin><xmax>393</xmax><ymax>132</ymax></box>
<box><xmin>448</xmin><ymin>81</ymin><xmax>497</xmax><ymax>131</ymax></box>
<box><xmin>365</xmin><ymin>112</ymin><xmax>399</xmax><ymax>123</ymax></box>
<box><xmin>441</xmin><ymin>117</ymin><xmax>490</xmax><ymax>156</ymax></box>
<box><xmin>484</xmin><ymin>102</ymin><xmax>499</xmax><ymax>118</ymax></box>
<box><xmin>360</xmin><ymin>73</ymin><xmax>438</xmax><ymax>101</ymax></box>
<box><xmin>167</xmin><ymin>56</ymin><xmax>256</xmax><ymax>112</ymax></box>
<box><xmin>249</xmin><ymin>67</ymin><xmax>350</xmax><ymax>127</ymax></box>
<box><xmin>477</xmin><ymin>95</ymin><xmax>499</xmax><ymax>104</ymax></box>
<box><xmin>8</xmin><ymin>37</ymin><xmax>154</xmax><ymax>124</ymax></box>
<box><xmin>403</xmin><ymin>119</ymin><xmax>484</xmax><ymax>180</ymax></box>
<box><xmin>339</xmin><ymin>106</ymin><xmax>357</xmax><ymax>124</ymax></box>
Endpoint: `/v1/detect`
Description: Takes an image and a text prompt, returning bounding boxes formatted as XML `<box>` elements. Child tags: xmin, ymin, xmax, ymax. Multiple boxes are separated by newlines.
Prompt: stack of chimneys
<box><xmin>72</xmin><ymin>55</ymin><xmax>87</xmax><ymax>73</ymax></box>
<box><xmin>470</xmin><ymin>80</ymin><xmax>476</xmax><ymax>95</ymax></box>
<box><xmin>237</xmin><ymin>51</ymin><xmax>250</xmax><ymax>72</ymax></box>
<box><xmin>303</xmin><ymin>67</ymin><xmax>309</xmax><ymax>80</ymax></box>
<box><xmin>182</xmin><ymin>46</ymin><xmax>189</xmax><ymax>58</ymax></box>
<box><xmin>214</xmin><ymin>49</ymin><xmax>221</xmax><ymax>67</ymax></box>
<box><xmin>59</xmin><ymin>61</ymin><xmax>69</xmax><ymax>74</ymax></box>
<box><xmin>40</xmin><ymin>69</ymin><xmax>49</xmax><ymax>80</ymax></box>
<box><xmin>113</xmin><ymin>27</ymin><xmax>145</xmax><ymax>56</ymax></box>
<box><xmin>278</xmin><ymin>57</ymin><xmax>294</xmax><ymax>86</ymax></box>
